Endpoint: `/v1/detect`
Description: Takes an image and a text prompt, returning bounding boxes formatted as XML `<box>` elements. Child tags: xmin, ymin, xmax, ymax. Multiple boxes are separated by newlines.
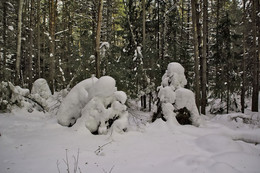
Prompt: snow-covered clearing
<box><xmin>0</xmin><ymin>109</ymin><xmax>260</xmax><ymax>173</ymax></box>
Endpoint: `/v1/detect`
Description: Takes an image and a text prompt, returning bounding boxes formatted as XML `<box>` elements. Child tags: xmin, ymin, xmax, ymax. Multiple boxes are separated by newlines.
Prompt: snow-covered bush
<box><xmin>0</xmin><ymin>81</ymin><xmax>30</xmax><ymax>112</ymax></box>
<box><xmin>209</xmin><ymin>94</ymin><xmax>244</xmax><ymax>114</ymax></box>
<box><xmin>29</xmin><ymin>78</ymin><xmax>53</xmax><ymax>111</ymax></box>
<box><xmin>57</xmin><ymin>76</ymin><xmax>98</xmax><ymax>126</ymax></box>
<box><xmin>31</xmin><ymin>78</ymin><xmax>52</xmax><ymax>99</ymax></box>
<box><xmin>57</xmin><ymin>76</ymin><xmax>129</xmax><ymax>135</ymax></box>
<box><xmin>153</xmin><ymin>62</ymin><xmax>201</xmax><ymax>126</ymax></box>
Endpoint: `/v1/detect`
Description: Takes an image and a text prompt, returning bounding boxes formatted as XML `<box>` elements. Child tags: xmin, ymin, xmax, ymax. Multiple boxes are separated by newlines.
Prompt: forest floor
<box><xmin>0</xmin><ymin>105</ymin><xmax>260</xmax><ymax>173</ymax></box>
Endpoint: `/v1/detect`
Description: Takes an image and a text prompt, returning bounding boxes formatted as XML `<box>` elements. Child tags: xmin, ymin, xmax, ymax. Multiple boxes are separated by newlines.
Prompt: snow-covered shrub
<box><xmin>78</xmin><ymin>76</ymin><xmax>128</xmax><ymax>134</ymax></box>
<box><xmin>212</xmin><ymin>113</ymin><xmax>260</xmax><ymax>129</ymax></box>
<box><xmin>57</xmin><ymin>76</ymin><xmax>129</xmax><ymax>135</ymax></box>
<box><xmin>31</xmin><ymin>78</ymin><xmax>52</xmax><ymax>99</ymax></box>
<box><xmin>0</xmin><ymin>81</ymin><xmax>31</xmax><ymax>112</ymax></box>
<box><xmin>0</xmin><ymin>82</ymin><xmax>13</xmax><ymax>112</ymax></box>
<box><xmin>57</xmin><ymin>76</ymin><xmax>98</xmax><ymax>126</ymax></box>
<box><xmin>153</xmin><ymin>62</ymin><xmax>201</xmax><ymax>126</ymax></box>
<box><xmin>209</xmin><ymin>94</ymin><xmax>243</xmax><ymax>114</ymax></box>
<box><xmin>29</xmin><ymin>78</ymin><xmax>53</xmax><ymax>111</ymax></box>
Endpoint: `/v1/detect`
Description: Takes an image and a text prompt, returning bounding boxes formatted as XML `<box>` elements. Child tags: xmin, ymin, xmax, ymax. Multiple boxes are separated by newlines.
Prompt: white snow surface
<box><xmin>0</xmin><ymin>109</ymin><xmax>260</xmax><ymax>173</ymax></box>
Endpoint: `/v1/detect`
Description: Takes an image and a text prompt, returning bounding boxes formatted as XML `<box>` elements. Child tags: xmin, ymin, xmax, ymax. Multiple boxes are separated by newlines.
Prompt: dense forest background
<box><xmin>0</xmin><ymin>0</ymin><xmax>259</xmax><ymax>114</ymax></box>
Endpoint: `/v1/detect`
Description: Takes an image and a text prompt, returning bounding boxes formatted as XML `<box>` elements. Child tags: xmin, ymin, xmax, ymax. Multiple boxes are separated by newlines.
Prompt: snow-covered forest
<box><xmin>0</xmin><ymin>0</ymin><xmax>260</xmax><ymax>173</ymax></box>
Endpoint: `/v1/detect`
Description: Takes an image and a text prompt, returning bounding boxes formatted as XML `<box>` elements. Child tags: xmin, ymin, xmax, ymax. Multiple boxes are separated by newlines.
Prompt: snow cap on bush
<box><xmin>31</xmin><ymin>78</ymin><xmax>52</xmax><ymax>99</ymax></box>
<box><xmin>164</xmin><ymin>62</ymin><xmax>187</xmax><ymax>88</ymax></box>
<box><xmin>88</xmin><ymin>76</ymin><xmax>116</xmax><ymax>101</ymax></box>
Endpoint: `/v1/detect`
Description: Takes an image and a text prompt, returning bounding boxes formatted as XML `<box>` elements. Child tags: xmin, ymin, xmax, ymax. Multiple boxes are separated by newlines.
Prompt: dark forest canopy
<box><xmin>0</xmin><ymin>0</ymin><xmax>259</xmax><ymax>113</ymax></box>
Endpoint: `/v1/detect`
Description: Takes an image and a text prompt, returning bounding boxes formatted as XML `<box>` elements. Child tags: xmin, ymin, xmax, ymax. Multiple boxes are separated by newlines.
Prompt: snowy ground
<box><xmin>0</xmin><ymin>108</ymin><xmax>260</xmax><ymax>173</ymax></box>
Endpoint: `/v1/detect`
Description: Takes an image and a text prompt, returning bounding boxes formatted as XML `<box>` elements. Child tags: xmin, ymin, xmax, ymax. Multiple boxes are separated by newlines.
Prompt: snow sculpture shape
<box><xmin>57</xmin><ymin>76</ymin><xmax>98</xmax><ymax>126</ymax></box>
<box><xmin>154</xmin><ymin>62</ymin><xmax>200</xmax><ymax>126</ymax></box>
<box><xmin>30</xmin><ymin>78</ymin><xmax>52</xmax><ymax>110</ymax></box>
<box><xmin>57</xmin><ymin>76</ymin><xmax>129</xmax><ymax>135</ymax></box>
<box><xmin>31</xmin><ymin>78</ymin><xmax>52</xmax><ymax>99</ymax></box>
<box><xmin>80</xmin><ymin>76</ymin><xmax>128</xmax><ymax>134</ymax></box>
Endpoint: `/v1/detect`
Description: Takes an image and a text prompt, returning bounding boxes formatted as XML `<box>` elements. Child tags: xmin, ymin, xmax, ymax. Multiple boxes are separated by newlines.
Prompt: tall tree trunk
<box><xmin>241</xmin><ymin>0</ymin><xmax>247</xmax><ymax>113</ymax></box>
<box><xmin>2</xmin><ymin>0</ymin><xmax>7</xmax><ymax>81</ymax></box>
<box><xmin>28</xmin><ymin>0</ymin><xmax>34</xmax><ymax>90</ymax></box>
<box><xmin>16</xmin><ymin>0</ymin><xmax>24</xmax><ymax>85</ymax></box>
<box><xmin>191</xmin><ymin>0</ymin><xmax>201</xmax><ymax>111</ymax></box>
<box><xmin>142</xmin><ymin>0</ymin><xmax>146</xmax><ymax>49</ymax></box>
<box><xmin>95</xmin><ymin>0</ymin><xmax>103</xmax><ymax>78</ymax></box>
<box><xmin>201</xmin><ymin>0</ymin><xmax>208</xmax><ymax>115</ymax></box>
<box><xmin>36</xmin><ymin>0</ymin><xmax>41</xmax><ymax>79</ymax></box>
<box><xmin>42</xmin><ymin>1</ymin><xmax>46</xmax><ymax>79</ymax></box>
<box><xmin>258</xmin><ymin>0</ymin><xmax>260</xmax><ymax>111</ymax></box>
<box><xmin>251</xmin><ymin>0</ymin><xmax>259</xmax><ymax>112</ymax></box>
<box><xmin>49</xmin><ymin>0</ymin><xmax>56</xmax><ymax>93</ymax></box>
<box><xmin>142</xmin><ymin>0</ymin><xmax>147</xmax><ymax>110</ymax></box>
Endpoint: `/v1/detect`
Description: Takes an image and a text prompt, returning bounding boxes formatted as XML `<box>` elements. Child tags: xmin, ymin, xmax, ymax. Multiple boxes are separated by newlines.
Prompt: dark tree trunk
<box><xmin>49</xmin><ymin>0</ymin><xmax>56</xmax><ymax>93</ymax></box>
<box><xmin>201</xmin><ymin>0</ymin><xmax>208</xmax><ymax>115</ymax></box>
<box><xmin>95</xmin><ymin>0</ymin><xmax>103</xmax><ymax>78</ymax></box>
<box><xmin>2</xmin><ymin>0</ymin><xmax>7</xmax><ymax>81</ymax></box>
<box><xmin>16</xmin><ymin>0</ymin><xmax>24</xmax><ymax>85</ymax></box>
<box><xmin>191</xmin><ymin>0</ymin><xmax>200</xmax><ymax>112</ymax></box>
<box><xmin>36</xmin><ymin>0</ymin><xmax>41</xmax><ymax>79</ymax></box>
<box><xmin>28</xmin><ymin>0</ymin><xmax>34</xmax><ymax>90</ymax></box>
<box><xmin>251</xmin><ymin>0</ymin><xmax>259</xmax><ymax>112</ymax></box>
<box><xmin>241</xmin><ymin>0</ymin><xmax>247</xmax><ymax>113</ymax></box>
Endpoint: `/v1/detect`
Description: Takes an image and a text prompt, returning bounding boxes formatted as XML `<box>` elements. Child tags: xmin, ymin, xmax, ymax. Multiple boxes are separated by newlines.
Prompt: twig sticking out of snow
<box><xmin>57</xmin><ymin>149</ymin><xmax>81</xmax><ymax>173</ymax></box>
<box><xmin>94</xmin><ymin>141</ymin><xmax>113</xmax><ymax>156</ymax></box>
<box><xmin>102</xmin><ymin>165</ymin><xmax>115</xmax><ymax>173</ymax></box>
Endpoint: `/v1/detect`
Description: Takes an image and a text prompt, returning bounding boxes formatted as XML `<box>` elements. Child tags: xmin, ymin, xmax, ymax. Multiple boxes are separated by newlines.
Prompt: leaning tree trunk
<box><xmin>95</xmin><ymin>0</ymin><xmax>104</xmax><ymax>78</ymax></box>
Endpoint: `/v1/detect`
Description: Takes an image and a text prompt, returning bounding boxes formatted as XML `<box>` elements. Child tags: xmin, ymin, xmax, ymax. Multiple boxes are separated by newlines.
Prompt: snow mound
<box><xmin>163</xmin><ymin>62</ymin><xmax>187</xmax><ymax>89</ymax></box>
<box><xmin>211</xmin><ymin>113</ymin><xmax>260</xmax><ymax>129</ymax></box>
<box><xmin>153</xmin><ymin>62</ymin><xmax>201</xmax><ymax>126</ymax></box>
<box><xmin>57</xmin><ymin>76</ymin><xmax>129</xmax><ymax>135</ymax></box>
<box><xmin>31</xmin><ymin>78</ymin><xmax>51</xmax><ymax>100</ymax></box>
<box><xmin>57</xmin><ymin>76</ymin><xmax>98</xmax><ymax>126</ymax></box>
<box><xmin>87</xmin><ymin>76</ymin><xmax>116</xmax><ymax>101</ymax></box>
<box><xmin>0</xmin><ymin>81</ymin><xmax>31</xmax><ymax>112</ymax></box>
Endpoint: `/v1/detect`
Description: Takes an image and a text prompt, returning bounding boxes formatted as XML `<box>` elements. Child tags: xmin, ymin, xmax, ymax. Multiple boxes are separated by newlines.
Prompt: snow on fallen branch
<box><xmin>231</xmin><ymin>129</ymin><xmax>260</xmax><ymax>145</ymax></box>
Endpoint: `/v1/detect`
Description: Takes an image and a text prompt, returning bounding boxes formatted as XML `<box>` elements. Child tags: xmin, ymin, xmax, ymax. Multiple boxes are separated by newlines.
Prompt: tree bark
<box><xmin>36</xmin><ymin>0</ymin><xmax>41</xmax><ymax>79</ymax></box>
<box><xmin>191</xmin><ymin>0</ymin><xmax>201</xmax><ymax>111</ymax></box>
<box><xmin>49</xmin><ymin>0</ymin><xmax>56</xmax><ymax>93</ymax></box>
<box><xmin>16</xmin><ymin>0</ymin><xmax>24</xmax><ymax>85</ymax></box>
<box><xmin>201</xmin><ymin>0</ymin><xmax>208</xmax><ymax>115</ymax></box>
<box><xmin>95</xmin><ymin>0</ymin><xmax>103</xmax><ymax>78</ymax></box>
<box><xmin>2</xmin><ymin>0</ymin><xmax>7</xmax><ymax>81</ymax></box>
<box><xmin>142</xmin><ymin>0</ymin><xmax>147</xmax><ymax>110</ymax></box>
<box><xmin>251</xmin><ymin>0</ymin><xmax>259</xmax><ymax>112</ymax></box>
<box><xmin>28</xmin><ymin>0</ymin><xmax>34</xmax><ymax>90</ymax></box>
<box><xmin>241</xmin><ymin>0</ymin><xmax>247</xmax><ymax>113</ymax></box>
<box><xmin>142</xmin><ymin>0</ymin><xmax>146</xmax><ymax>48</ymax></box>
